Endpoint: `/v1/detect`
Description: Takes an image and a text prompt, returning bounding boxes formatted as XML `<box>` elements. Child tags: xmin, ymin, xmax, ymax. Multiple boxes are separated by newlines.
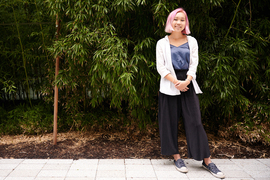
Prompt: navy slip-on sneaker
<box><xmin>202</xmin><ymin>161</ymin><xmax>225</xmax><ymax>179</ymax></box>
<box><xmin>174</xmin><ymin>159</ymin><xmax>188</xmax><ymax>173</ymax></box>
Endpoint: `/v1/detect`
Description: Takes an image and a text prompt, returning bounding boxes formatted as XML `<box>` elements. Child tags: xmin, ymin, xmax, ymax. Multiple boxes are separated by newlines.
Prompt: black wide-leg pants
<box><xmin>158</xmin><ymin>70</ymin><xmax>210</xmax><ymax>161</ymax></box>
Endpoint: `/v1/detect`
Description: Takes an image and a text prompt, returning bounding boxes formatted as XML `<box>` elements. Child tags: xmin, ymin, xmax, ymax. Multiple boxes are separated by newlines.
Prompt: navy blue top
<box><xmin>170</xmin><ymin>42</ymin><xmax>190</xmax><ymax>70</ymax></box>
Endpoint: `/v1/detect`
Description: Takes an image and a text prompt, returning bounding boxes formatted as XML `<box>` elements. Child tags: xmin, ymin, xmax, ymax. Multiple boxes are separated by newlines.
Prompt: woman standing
<box><xmin>156</xmin><ymin>8</ymin><xmax>225</xmax><ymax>179</ymax></box>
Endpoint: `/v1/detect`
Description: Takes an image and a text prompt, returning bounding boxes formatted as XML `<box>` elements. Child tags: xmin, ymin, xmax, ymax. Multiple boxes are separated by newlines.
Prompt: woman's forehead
<box><xmin>175</xmin><ymin>12</ymin><xmax>185</xmax><ymax>18</ymax></box>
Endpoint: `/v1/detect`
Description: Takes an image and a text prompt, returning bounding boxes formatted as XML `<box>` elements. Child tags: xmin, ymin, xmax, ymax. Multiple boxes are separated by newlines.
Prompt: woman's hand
<box><xmin>175</xmin><ymin>80</ymin><xmax>190</xmax><ymax>92</ymax></box>
<box><xmin>164</xmin><ymin>74</ymin><xmax>192</xmax><ymax>92</ymax></box>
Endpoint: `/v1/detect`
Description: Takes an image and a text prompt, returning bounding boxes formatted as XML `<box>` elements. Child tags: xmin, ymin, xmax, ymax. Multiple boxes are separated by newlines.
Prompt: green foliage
<box><xmin>0</xmin><ymin>104</ymin><xmax>26</xmax><ymax>135</ymax></box>
<box><xmin>196</xmin><ymin>0</ymin><xmax>270</xmax><ymax>131</ymax></box>
<box><xmin>1</xmin><ymin>0</ymin><xmax>270</xmax><ymax>143</ymax></box>
<box><xmin>0</xmin><ymin>79</ymin><xmax>16</xmax><ymax>96</ymax></box>
<box><xmin>0</xmin><ymin>104</ymin><xmax>53</xmax><ymax>135</ymax></box>
<box><xmin>44</xmin><ymin>0</ymin><xmax>160</xmax><ymax>128</ymax></box>
<box><xmin>0</xmin><ymin>107</ymin><xmax>8</xmax><ymax>123</ymax></box>
<box><xmin>0</xmin><ymin>0</ymin><xmax>54</xmax><ymax>101</ymax></box>
<box><xmin>20</xmin><ymin>104</ymin><xmax>53</xmax><ymax>134</ymax></box>
<box><xmin>61</xmin><ymin>107</ymin><xmax>128</xmax><ymax>132</ymax></box>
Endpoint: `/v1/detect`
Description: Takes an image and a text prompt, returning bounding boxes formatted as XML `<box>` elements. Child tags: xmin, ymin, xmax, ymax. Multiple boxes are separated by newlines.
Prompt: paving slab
<box><xmin>125</xmin><ymin>159</ymin><xmax>151</xmax><ymax>165</ymax></box>
<box><xmin>4</xmin><ymin>177</ymin><xmax>35</xmax><ymax>180</ymax></box>
<box><xmin>0</xmin><ymin>158</ymin><xmax>269</xmax><ymax>179</ymax></box>
<box><xmin>66</xmin><ymin>169</ymin><xmax>96</xmax><ymax>177</ymax></box>
<box><xmin>21</xmin><ymin>159</ymin><xmax>48</xmax><ymax>164</ymax></box>
<box><xmin>35</xmin><ymin>178</ymin><xmax>64</xmax><ymax>180</ymax></box>
<box><xmin>0</xmin><ymin>169</ymin><xmax>13</xmax><ymax>177</ymax></box>
<box><xmin>36</xmin><ymin>169</ymin><xmax>69</xmax><ymax>178</ymax></box>
<box><xmin>258</xmin><ymin>159</ymin><xmax>270</xmax><ymax>167</ymax></box>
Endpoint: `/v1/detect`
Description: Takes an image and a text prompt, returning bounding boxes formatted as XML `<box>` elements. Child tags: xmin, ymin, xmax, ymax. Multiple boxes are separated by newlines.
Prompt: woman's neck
<box><xmin>169</xmin><ymin>32</ymin><xmax>185</xmax><ymax>40</ymax></box>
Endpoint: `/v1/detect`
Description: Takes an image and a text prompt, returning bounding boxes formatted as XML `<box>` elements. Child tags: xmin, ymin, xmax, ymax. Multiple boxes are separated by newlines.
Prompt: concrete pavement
<box><xmin>0</xmin><ymin>158</ymin><xmax>270</xmax><ymax>180</ymax></box>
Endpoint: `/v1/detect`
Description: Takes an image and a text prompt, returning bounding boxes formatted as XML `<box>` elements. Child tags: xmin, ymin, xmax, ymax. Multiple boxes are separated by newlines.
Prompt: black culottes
<box><xmin>158</xmin><ymin>70</ymin><xmax>210</xmax><ymax>161</ymax></box>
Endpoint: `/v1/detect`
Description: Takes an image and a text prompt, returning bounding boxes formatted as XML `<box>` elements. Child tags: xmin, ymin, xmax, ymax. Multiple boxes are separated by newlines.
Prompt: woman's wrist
<box><xmin>185</xmin><ymin>78</ymin><xmax>191</xmax><ymax>84</ymax></box>
<box><xmin>185</xmin><ymin>78</ymin><xmax>191</xmax><ymax>82</ymax></box>
<box><xmin>173</xmin><ymin>79</ymin><xmax>178</xmax><ymax>84</ymax></box>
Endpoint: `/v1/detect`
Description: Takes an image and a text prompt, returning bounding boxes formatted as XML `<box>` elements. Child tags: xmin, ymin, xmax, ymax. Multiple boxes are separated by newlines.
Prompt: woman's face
<box><xmin>172</xmin><ymin>12</ymin><xmax>186</xmax><ymax>32</ymax></box>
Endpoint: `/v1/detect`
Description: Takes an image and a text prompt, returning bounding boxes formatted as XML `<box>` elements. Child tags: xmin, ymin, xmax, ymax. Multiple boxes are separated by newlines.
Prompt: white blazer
<box><xmin>156</xmin><ymin>35</ymin><xmax>203</xmax><ymax>96</ymax></box>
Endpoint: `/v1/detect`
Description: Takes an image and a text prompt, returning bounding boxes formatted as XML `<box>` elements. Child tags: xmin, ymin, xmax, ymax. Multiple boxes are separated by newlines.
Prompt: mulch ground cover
<box><xmin>1</xmin><ymin>131</ymin><xmax>269</xmax><ymax>159</ymax></box>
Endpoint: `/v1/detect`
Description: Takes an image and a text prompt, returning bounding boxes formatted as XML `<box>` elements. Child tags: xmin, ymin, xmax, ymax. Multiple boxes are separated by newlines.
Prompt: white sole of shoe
<box><xmin>175</xmin><ymin>166</ymin><xmax>188</xmax><ymax>173</ymax></box>
<box><xmin>202</xmin><ymin>165</ymin><xmax>225</xmax><ymax>179</ymax></box>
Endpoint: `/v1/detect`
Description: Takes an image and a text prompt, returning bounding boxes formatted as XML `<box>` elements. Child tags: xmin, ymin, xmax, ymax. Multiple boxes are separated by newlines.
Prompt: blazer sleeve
<box><xmin>187</xmin><ymin>37</ymin><xmax>198</xmax><ymax>80</ymax></box>
<box><xmin>156</xmin><ymin>40</ymin><xmax>170</xmax><ymax>78</ymax></box>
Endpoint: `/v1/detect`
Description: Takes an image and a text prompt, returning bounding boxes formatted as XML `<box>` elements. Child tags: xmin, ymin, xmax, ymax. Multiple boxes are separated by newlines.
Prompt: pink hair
<box><xmin>165</xmin><ymin>8</ymin><xmax>191</xmax><ymax>34</ymax></box>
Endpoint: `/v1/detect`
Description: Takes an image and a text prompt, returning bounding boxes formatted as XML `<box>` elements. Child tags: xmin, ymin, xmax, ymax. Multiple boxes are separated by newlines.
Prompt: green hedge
<box><xmin>0</xmin><ymin>0</ymin><xmax>269</xmax><ymax>136</ymax></box>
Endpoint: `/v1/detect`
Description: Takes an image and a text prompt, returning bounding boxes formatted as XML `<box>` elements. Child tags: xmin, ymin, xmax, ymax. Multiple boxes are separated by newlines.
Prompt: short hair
<box><xmin>165</xmin><ymin>8</ymin><xmax>191</xmax><ymax>34</ymax></box>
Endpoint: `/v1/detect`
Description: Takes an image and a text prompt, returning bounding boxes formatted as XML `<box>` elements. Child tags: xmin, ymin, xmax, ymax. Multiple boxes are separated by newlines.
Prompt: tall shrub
<box><xmin>0</xmin><ymin>0</ymin><xmax>54</xmax><ymax>103</ymax></box>
<box><xmin>45</xmin><ymin>0</ymin><xmax>270</xmax><ymax>130</ymax></box>
<box><xmin>46</xmin><ymin>0</ymin><xmax>160</xmax><ymax>128</ymax></box>
<box><xmin>1</xmin><ymin>0</ymin><xmax>269</xmax><ymax>134</ymax></box>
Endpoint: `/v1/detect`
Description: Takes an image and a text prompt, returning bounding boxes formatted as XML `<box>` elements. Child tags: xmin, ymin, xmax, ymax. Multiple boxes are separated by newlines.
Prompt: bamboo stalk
<box><xmin>224</xmin><ymin>0</ymin><xmax>242</xmax><ymax>40</ymax></box>
<box><xmin>34</xmin><ymin>0</ymin><xmax>49</xmax><ymax>63</ymax></box>
<box><xmin>12</xmin><ymin>6</ymin><xmax>32</xmax><ymax>106</ymax></box>
<box><xmin>34</xmin><ymin>0</ymin><xmax>48</xmax><ymax>100</ymax></box>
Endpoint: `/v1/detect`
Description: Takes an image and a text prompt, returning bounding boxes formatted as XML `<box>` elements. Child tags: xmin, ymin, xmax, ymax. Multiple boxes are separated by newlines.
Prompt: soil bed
<box><xmin>0</xmin><ymin>132</ymin><xmax>269</xmax><ymax>159</ymax></box>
